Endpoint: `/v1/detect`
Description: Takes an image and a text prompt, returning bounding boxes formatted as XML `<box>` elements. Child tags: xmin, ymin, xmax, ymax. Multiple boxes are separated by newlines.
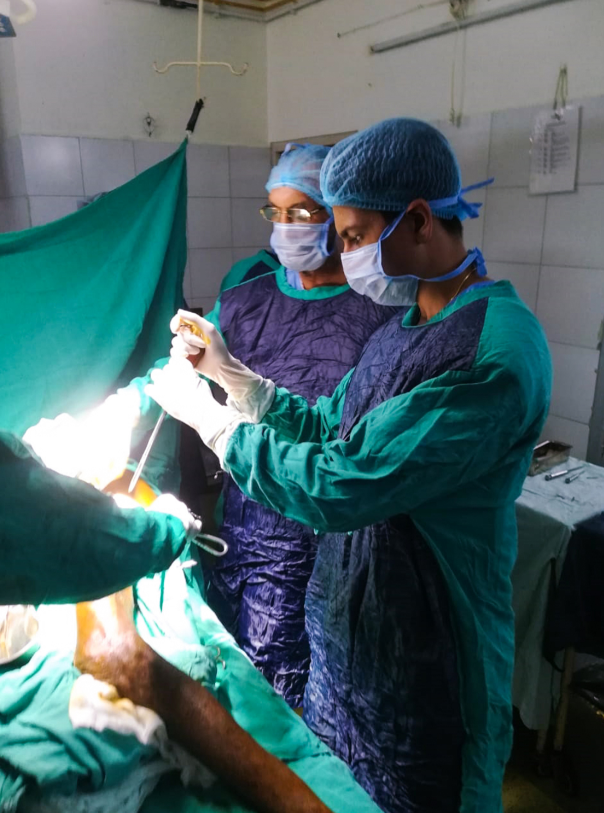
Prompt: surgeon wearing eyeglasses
<box><xmin>177</xmin><ymin>143</ymin><xmax>401</xmax><ymax>710</ymax></box>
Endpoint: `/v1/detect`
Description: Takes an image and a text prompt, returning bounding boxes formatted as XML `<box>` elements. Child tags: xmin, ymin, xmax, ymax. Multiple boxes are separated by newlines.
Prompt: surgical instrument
<box><xmin>128</xmin><ymin>317</ymin><xmax>209</xmax><ymax>494</ymax></box>
<box><xmin>565</xmin><ymin>471</ymin><xmax>584</xmax><ymax>485</ymax></box>
<box><xmin>545</xmin><ymin>465</ymin><xmax>584</xmax><ymax>481</ymax></box>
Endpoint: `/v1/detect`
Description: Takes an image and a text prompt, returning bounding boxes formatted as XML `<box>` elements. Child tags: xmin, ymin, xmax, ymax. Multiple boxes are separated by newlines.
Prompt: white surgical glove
<box><xmin>23</xmin><ymin>413</ymin><xmax>85</xmax><ymax>479</ymax></box>
<box><xmin>169</xmin><ymin>309</ymin><xmax>275</xmax><ymax>423</ymax></box>
<box><xmin>111</xmin><ymin>493</ymin><xmax>141</xmax><ymax>511</ymax></box>
<box><xmin>145</xmin><ymin>359</ymin><xmax>248</xmax><ymax>465</ymax></box>
<box><xmin>23</xmin><ymin>388</ymin><xmax>141</xmax><ymax>490</ymax></box>
<box><xmin>146</xmin><ymin>493</ymin><xmax>203</xmax><ymax>539</ymax></box>
<box><xmin>111</xmin><ymin>491</ymin><xmax>201</xmax><ymax>538</ymax></box>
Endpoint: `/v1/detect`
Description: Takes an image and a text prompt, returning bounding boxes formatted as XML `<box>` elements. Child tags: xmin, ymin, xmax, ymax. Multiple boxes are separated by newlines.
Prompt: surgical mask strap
<box><xmin>373</xmin><ymin>210</ymin><xmax>406</xmax><ymax>271</ymax></box>
<box><xmin>376</xmin><ymin>207</ymin><xmax>486</xmax><ymax>283</ymax></box>
<box><xmin>381</xmin><ymin>246</ymin><xmax>486</xmax><ymax>283</ymax></box>
<box><xmin>428</xmin><ymin>177</ymin><xmax>494</xmax><ymax>220</ymax></box>
<box><xmin>377</xmin><ymin>177</ymin><xmax>494</xmax><ymax>247</ymax></box>
<box><xmin>321</xmin><ymin>216</ymin><xmax>334</xmax><ymax>254</ymax></box>
<box><xmin>422</xmin><ymin>248</ymin><xmax>487</xmax><ymax>283</ymax></box>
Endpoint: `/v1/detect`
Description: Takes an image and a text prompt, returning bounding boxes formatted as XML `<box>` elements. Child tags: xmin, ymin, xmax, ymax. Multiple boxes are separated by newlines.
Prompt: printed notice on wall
<box><xmin>529</xmin><ymin>106</ymin><xmax>580</xmax><ymax>195</ymax></box>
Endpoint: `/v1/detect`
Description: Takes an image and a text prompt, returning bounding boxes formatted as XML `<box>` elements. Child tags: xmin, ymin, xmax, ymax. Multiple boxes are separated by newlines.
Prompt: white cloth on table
<box><xmin>512</xmin><ymin>458</ymin><xmax>604</xmax><ymax>729</ymax></box>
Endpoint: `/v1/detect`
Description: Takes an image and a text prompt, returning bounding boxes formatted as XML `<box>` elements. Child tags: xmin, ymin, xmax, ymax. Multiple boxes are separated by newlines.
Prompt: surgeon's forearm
<box><xmin>252</xmin><ymin>374</ymin><xmax>351</xmax><ymax>446</ymax></box>
<box><xmin>1</xmin><ymin>455</ymin><xmax>187</xmax><ymax>605</ymax></box>
<box><xmin>145</xmin><ymin>655</ymin><xmax>332</xmax><ymax>813</ymax></box>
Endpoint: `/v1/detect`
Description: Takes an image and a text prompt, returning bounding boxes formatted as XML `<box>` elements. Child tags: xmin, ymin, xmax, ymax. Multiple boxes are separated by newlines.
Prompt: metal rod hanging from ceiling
<box><xmin>371</xmin><ymin>0</ymin><xmax>577</xmax><ymax>54</ymax></box>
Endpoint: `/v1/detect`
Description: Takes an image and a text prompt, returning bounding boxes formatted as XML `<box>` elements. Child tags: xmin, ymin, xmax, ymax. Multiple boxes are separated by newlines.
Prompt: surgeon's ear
<box><xmin>405</xmin><ymin>200</ymin><xmax>433</xmax><ymax>244</ymax></box>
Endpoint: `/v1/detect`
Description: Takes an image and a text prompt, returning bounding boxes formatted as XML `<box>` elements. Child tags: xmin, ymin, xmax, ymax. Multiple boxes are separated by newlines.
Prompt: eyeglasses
<box><xmin>259</xmin><ymin>205</ymin><xmax>325</xmax><ymax>224</ymax></box>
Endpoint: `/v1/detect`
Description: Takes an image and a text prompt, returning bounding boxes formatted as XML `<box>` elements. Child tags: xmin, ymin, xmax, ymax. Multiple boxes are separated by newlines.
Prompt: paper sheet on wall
<box><xmin>529</xmin><ymin>106</ymin><xmax>580</xmax><ymax>195</ymax></box>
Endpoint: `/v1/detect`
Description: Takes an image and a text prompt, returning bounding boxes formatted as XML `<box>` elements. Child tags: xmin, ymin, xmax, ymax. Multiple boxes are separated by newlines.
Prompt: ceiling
<box><xmin>158</xmin><ymin>0</ymin><xmax>325</xmax><ymax>22</ymax></box>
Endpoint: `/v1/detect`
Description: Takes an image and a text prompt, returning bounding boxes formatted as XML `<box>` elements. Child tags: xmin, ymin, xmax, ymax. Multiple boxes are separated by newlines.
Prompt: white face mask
<box><xmin>270</xmin><ymin>220</ymin><xmax>333</xmax><ymax>273</ymax></box>
<box><xmin>341</xmin><ymin>213</ymin><xmax>417</xmax><ymax>305</ymax></box>
<box><xmin>341</xmin><ymin>210</ymin><xmax>486</xmax><ymax>306</ymax></box>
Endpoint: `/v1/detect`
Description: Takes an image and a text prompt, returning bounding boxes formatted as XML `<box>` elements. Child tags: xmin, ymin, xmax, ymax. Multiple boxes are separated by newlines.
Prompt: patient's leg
<box><xmin>75</xmin><ymin>592</ymin><xmax>331</xmax><ymax>813</ymax></box>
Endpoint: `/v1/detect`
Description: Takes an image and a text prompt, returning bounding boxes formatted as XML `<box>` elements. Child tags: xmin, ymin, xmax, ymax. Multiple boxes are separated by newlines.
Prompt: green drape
<box><xmin>0</xmin><ymin>141</ymin><xmax>188</xmax><ymax>489</ymax></box>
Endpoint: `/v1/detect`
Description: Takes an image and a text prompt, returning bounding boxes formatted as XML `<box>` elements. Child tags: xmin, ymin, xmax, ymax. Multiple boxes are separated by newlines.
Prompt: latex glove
<box><xmin>146</xmin><ymin>493</ymin><xmax>203</xmax><ymax>539</ymax></box>
<box><xmin>169</xmin><ymin>309</ymin><xmax>275</xmax><ymax>423</ymax></box>
<box><xmin>111</xmin><ymin>493</ymin><xmax>202</xmax><ymax>539</ymax></box>
<box><xmin>111</xmin><ymin>493</ymin><xmax>141</xmax><ymax>511</ymax></box>
<box><xmin>145</xmin><ymin>359</ymin><xmax>248</xmax><ymax>465</ymax></box>
<box><xmin>24</xmin><ymin>413</ymin><xmax>86</xmax><ymax>479</ymax></box>
<box><xmin>23</xmin><ymin>388</ymin><xmax>141</xmax><ymax>490</ymax></box>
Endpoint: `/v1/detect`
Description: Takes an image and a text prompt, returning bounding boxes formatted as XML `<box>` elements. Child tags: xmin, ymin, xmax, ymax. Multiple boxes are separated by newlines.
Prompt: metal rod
<box><xmin>191</xmin><ymin>532</ymin><xmax>229</xmax><ymax>557</ymax></box>
<box><xmin>154</xmin><ymin>59</ymin><xmax>248</xmax><ymax>77</ymax></box>
<box><xmin>196</xmin><ymin>0</ymin><xmax>203</xmax><ymax>101</ymax></box>
<box><xmin>128</xmin><ymin>410</ymin><xmax>166</xmax><ymax>494</ymax></box>
<box><xmin>544</xmin><ymin>465</ymin><xmax>583</xmax><ymax>481</ymax></box>
<box><xmin>587</xmin><ymin>329</ymin><xmax>604</xmax><ymax>464</ymax></box>
<box><xmin>553</xmin><ymin>647</ymin><xmax>575</xmax><ymax>752</ymax></box>
<box><xmin>371</xmin><ymin>0</ymin><xmax>577</xmax><ymax>54</ymax></box>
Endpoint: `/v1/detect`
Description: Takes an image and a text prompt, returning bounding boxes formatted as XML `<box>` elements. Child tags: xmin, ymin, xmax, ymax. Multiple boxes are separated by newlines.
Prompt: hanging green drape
<box><xmin>0</xmin><ymin>141</ymin><xmax>188</xmax><ymax>489</ymax></box>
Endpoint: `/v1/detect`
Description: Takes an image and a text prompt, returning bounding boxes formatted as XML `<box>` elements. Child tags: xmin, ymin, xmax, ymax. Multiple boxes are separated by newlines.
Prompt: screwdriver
<box><xmin>128</xmin><ymin>317</ymin><xmax>209</xmax><ymax>494</ymax></box>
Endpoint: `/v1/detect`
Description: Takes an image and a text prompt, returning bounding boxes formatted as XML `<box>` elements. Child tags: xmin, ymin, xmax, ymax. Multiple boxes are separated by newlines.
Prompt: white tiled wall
<box><xmin>21</xmin><ymin>135</ymin><xmax>84</xmax><ymax>196</ymax></box>
<box><xmin>483</xmin><ymin>188</ymin><xmax>547</xmax><ymax>265</ymax></box>
<box><xmin>481</xmin><ymin>102</ymin><xmax>604</xmax><ymax>460</ymax></box>
<box><xmin>189</xmin><ymin>248</ymin><xmax>234</xmax><ymax>299</ymax></box>
<box><xmin>187</xmin><ymin>198</ymin><xmax>232</xmax><ymax>249</ymax></box>
<box><xmin>0</xmin><ymin>135</ymin><xmax>272</xmax><ymax>316</ymax></box>
<box><xmin>0</xmin><ymin>136</ymin><xmax>26</xmax><ymax>198</ymax></box>
<box><xmin>29</xmin><ymin>196</ymin><xmax>79</xmax><ymax>227</ymax></box>
<box><xmin>80</xmin><ymin>139</ymin><xmax>135</xmax><ymax>196</ymax></box>
<box><xmin>436</xmin><ymin>105</ymin><xmax>604</xmax><ymax>460</ymax></box>
<box><xmin>487</xmin><ymin>262</ymin><xmax>540</xmax><ymax>312</ymax></box>
<box><xmin>0</xmin><ymin>136</ymin><xmax>30</xmax><ymax>233</ymax></box>
<box><xmin>232</xmin><ymin>198</ymin><xmax>272</xmax><ymax>248</ymax></box>
<box><xmin>0</xmin><ymin>197</ymin><xmax>30</xmax><ymax>233</ymax></box>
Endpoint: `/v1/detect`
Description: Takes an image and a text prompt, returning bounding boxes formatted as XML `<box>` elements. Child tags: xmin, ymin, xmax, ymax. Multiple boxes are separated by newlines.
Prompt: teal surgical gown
<box><xmin>221</xmin><ymin>281</ymin><xmax>552</xmax><ymax>813</ymax></box>
<box><xmin>0</xmin><ymin>431</ymin><xmax>188</xmax><ymax>605</ymax></box>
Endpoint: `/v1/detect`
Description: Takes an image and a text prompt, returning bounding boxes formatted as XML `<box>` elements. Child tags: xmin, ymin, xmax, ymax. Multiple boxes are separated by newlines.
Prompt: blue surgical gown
<box><xmin>205</xmin><ymin>253</ymin><xmax>399</xmax><ymax>707</ymax></box>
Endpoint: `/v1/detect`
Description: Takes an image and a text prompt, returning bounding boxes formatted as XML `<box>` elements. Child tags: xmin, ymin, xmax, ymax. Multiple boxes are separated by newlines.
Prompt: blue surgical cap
<box><xmin>266</xmin><ymin>143</ymin><xmax>332</xmax><ymax>213</ymax></box>
<box><xmin>320</xmin><ymin>118</ymin><xmax>490</xmax><ymax>221</ymax></box>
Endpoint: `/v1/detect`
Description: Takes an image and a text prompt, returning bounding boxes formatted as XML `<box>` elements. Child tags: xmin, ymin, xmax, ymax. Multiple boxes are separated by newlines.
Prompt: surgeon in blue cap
<box><xmin>176</xmin><ymin>143</ymin><xmax>400</xmax><ymax>709</ymax></box>
<box><xmin>148</xmin><ymin>119</ymin><xmax>552</xmax><ymax>813</ymax></box>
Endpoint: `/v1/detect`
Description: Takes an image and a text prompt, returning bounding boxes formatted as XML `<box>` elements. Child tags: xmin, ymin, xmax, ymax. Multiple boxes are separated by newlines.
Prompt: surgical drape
<box><xmin>0</xmin><ymin>141</ymin><xmax>188</xmax><ymax>492</ymax></box>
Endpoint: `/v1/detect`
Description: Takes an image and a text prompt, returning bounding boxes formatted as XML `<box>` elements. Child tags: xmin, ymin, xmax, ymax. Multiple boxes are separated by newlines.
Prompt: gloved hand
<box><xmin>110</xmin><ymin>492</ymin><xmax>202</xmax><ymax>539</ymax></box>
<box><xmin>146</xmin><ymin>493</ymin><xmax>203</xmax><ymax>539</ymax></box>
<box><xmin>145</xmin><ymin>358</ymin><xmax>248</xmax><ymax>465</ymax></box>
<box><xmin>23</xmin><ymin>388</ymin><xmax>141</xmax><ymax>490</ymax></box>
<box><xmin>111</xmin><ymin>493</ymin><xmax>141</xmax><ymax>510</ymax></box>
<box><xmin>169</xmin><ymin>309</ymin><xmax>275</xmax><ymax>423</ymax></box>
